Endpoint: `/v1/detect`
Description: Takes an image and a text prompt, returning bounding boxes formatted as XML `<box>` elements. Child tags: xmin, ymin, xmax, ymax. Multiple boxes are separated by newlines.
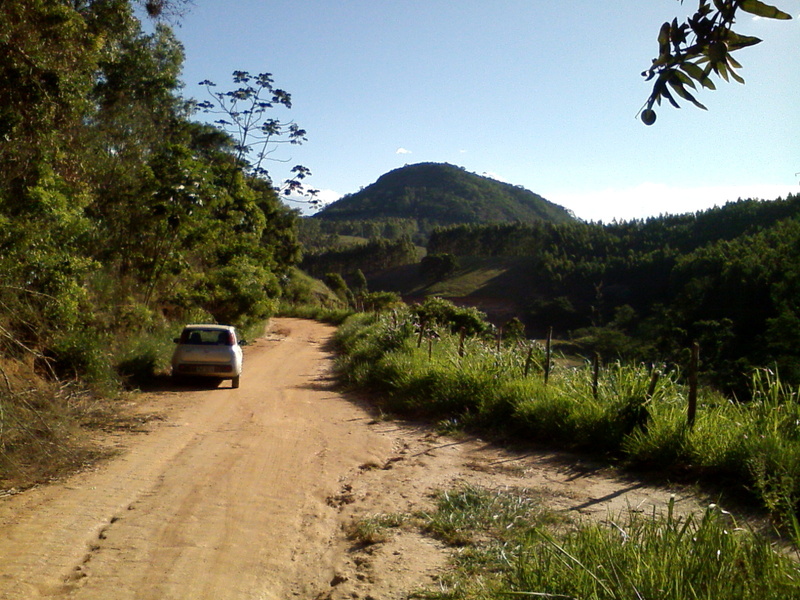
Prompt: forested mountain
<box><xmin>313</xmin><ymin>163</ymin><xmax>574</xmax><ymax>234</ymax></box>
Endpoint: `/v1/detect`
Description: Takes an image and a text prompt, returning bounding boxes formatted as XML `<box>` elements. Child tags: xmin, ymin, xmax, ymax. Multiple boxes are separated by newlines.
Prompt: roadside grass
<box><xmin>405</xmin><ymin>486</ymin><xmax>800</xmax><ymax>600</ymax></box>
<box><xmin>277</xmin><ymin>302</ymin><xmax>353</xmax><ymax>325</ymax></box>
<box><xmin>0</xmin><ymin>359</ymin><xmax>123</xmax><ymax>490</ymax></box>
<box><xmin>334</xmin><ymin>309</ymin><xmax>800</xmax><ymax>530</ymax></box>
<box><xmin>347</xmin><ymin>513</ymin><xmax>407</xmax><ymax>545</ymax></box>
<box><xmin>417</xmin><ymin>486</ymin><xmax>560</xmax><ymax>547</ymax></box>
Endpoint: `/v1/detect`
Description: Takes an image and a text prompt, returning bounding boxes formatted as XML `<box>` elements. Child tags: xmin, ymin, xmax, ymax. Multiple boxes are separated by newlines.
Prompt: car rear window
<box><xmin>180</xmin><ymin>329</ymin><xmax>234</xmax><ymax>346</ymax></box>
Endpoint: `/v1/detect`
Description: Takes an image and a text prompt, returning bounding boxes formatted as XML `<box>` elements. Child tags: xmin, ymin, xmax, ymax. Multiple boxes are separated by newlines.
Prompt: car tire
<box><xmin>232</xmin><ymin>375</ymin><xmax>240</xmax><ymax>389</ymax></box>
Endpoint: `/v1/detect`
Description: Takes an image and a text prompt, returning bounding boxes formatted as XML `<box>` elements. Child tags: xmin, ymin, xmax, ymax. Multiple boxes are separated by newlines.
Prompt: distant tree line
<box><xmin>428</xmin><ymin>196</ymin><xmax>800</xmax><ymax>258</ymax></box>
<box><xmin>301</xmin><ymin>237</ymin><xmax>418</xmax><ymax>280</ymax></box>
<box><xmin>428</xmin><ymin>195</ymin><xmax>800</xmax><ymax>394</ymax></box>
<box><xmin>298</xmin><ymin>217</ymin><xmax>422</xmax><ymax>249</ymax></box>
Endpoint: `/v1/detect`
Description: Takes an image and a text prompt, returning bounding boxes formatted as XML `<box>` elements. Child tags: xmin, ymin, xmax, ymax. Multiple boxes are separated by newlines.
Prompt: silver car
<box><xmin>171</xmin><ymin>324</ymin><xmax>243</xmax><ymax>388</ymax></box>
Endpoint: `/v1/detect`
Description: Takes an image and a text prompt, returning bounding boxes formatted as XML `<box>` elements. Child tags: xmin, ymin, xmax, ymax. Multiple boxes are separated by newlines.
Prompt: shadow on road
<box><xmin>134</xmin><ymin>374</ymin><xmax>227</xmax><ymax>393</ymax></box>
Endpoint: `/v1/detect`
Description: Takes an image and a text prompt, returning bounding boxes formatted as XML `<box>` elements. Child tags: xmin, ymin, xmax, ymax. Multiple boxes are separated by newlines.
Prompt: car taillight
<box><xmin>227</xmin><ymin>332</ymin><xmax>235</xmax><ymax>345</ymax></box>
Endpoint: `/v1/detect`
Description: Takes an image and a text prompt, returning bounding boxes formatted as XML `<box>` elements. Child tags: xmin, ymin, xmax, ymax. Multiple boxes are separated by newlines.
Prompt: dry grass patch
<box><xmin>0</xmin><ymin>357</ymin><xmax>145</xmax><ymax>492</ymax></box>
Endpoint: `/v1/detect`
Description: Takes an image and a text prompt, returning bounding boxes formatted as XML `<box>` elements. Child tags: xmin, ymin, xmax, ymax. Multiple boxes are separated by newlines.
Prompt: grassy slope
<box><xmin>367</xmin><ymin>256</ymin><xmax>539</xmax><ymax>324</ymax></box>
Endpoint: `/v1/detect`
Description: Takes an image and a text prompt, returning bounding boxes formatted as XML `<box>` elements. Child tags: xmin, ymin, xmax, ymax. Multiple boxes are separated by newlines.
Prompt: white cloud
<box><xmin>548</xmin><ymin>183</ymin><xmax>798</xmax><ymax>223</ymax></box>
<box><xmin>396</xmin><ymin>147</ymin><xmax>412</xmax><ymax>155</ymax></box>
<box><xmin>481</xmin><ymin>171</ymin><xmax>511</xmax><ymax>183</ymax></box>
<box><xmin>314</xmin><ymin>188</ymin><xmax>342</xmax><ymax>204</ymax></box>
<box><xmin>282</xmin><ymin>188</ymin><xmax>341</xmax><ymax>216</ymax></box>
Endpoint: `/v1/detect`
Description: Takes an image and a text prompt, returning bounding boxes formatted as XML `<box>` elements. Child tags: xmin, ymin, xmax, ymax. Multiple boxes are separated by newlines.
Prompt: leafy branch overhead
<box><xmin>196</xmin><ymin>71</ymin><xmax>318</xmax><ymax>202</ymax></box>
<box><xmin>640</xmin><ymin>0</ymin><xmax>792</xmax><ymax>124</ymax></box>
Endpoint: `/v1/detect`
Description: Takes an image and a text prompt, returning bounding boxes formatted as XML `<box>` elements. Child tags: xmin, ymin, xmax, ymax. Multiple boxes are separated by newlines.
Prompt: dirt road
<box><xmin>0</xmin><ymin>319</ymin><xmax>702</xmax><ymax>600</ymax></box>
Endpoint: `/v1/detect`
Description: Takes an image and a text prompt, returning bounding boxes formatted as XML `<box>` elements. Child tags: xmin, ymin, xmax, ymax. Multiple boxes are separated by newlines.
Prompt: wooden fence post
<box><xmin>592</xmin><ymin>352</ymin><xmax>600</xmax><ymax>400</ymax></box>
<box><xmin>688</xmin><ymin>342</ymin><xmax>699</xmax><ymax>429</ymax></box>
<box><xmin>544</xmin><ymin>327</ymin><xmax>553</xmax><ymax>386</ymax></box>
<box><xmin>638</xmin><ymin>366</ymin><xmax>660</xmax><ymax>432</ymax></box>
<box><xmin>417</xmin><ymin>318</ymin><xmax>426</xmax><ymax>349</ymax></box>
<box><xmin>524</xmin><ymin>344</ymin><xmax>534</xmax><ymax>378</ymax></box>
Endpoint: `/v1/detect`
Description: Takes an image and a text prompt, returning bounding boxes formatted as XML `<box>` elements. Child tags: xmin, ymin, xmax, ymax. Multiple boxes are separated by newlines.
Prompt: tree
<box><xmin>640</xmin><ymin>0</ymin><xmax>792</xmax><ymax>124</ymax></box>
<box><xmin>324</xmin><ymin>273</ymin><xmax>351</xmax><ymax>304</ymax></box>
<box><xmin>351</xmin><ymin>269</ymin><xmax>368</xmax><ymax>295</ymax></box>
<box><xmin>419</xmin><ymin>253</ymin><xmax>459</xmax><ymax>283</ymax></box>
<box><xmin>0</xmin><ymin>0</ymin><xmax>305</xmax><ymax>372</ymax></box>
<box><xmin>196</xmin><ymin>72</ymin><xmax>319</xmax><ymax>203</ymax></box>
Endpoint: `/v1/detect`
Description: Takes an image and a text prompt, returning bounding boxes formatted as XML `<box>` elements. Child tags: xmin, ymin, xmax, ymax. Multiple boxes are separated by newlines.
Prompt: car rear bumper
<box><xmin>173</xmin><ymin>363</ymin><xmax>239</xmax><ymax>377</ymax></box>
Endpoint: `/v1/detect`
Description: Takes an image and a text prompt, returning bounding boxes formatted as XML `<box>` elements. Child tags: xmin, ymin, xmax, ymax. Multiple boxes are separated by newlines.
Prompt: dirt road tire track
<box><xmin>0</xmin><ymin>318</ymin><xmax>702</xmax><ymax>600</ymax></box>
<box><xmin>0</xmin><ymin>319</ymin><xmax>396</xmax><ymax>599</ymax></box>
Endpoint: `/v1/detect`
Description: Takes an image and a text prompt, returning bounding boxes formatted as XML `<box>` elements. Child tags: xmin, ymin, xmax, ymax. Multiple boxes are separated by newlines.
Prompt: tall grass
<box><xmin>0</xmin><ymin>359</ymin><xmax>95</xmax><ymax>488</ymax></box>
<box><xmin>516</xmin><ymin>502</ymin><xmax>798</xmax><ymax>600</ymax></box>
<box><xmin>277</xmin><ymin>302</ymin><xmax>353</xmax><ymax>325</ymax></box>
<box><xmin>335</xmin><ymin>309</ymin><xmax>800</xmax><ymax>524</ymax></box>
<box><xmin>1</xmin><ymin>301</ymin><xmax>206</xmax><ymax>488</ymax></box>
<box><xmin>413</xmin><ymin>487</ymin><xmax>800</xmax><ymax>600</ymax></box>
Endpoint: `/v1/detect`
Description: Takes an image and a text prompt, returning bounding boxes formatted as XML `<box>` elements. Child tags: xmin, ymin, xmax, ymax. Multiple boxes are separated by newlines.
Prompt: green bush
<box><xmin>199</xmin><ymin>257</ymin><xmax>280</xmax><ymax>327</ymax></box>
<box><xmin>50</xmin><ymin>328</ymin><xmax>116</xmax><ymax>391</ymax></box>
<box><xmin>114</xmin><ymin>325</ymin><xmax>177</xmax><ymax>387</ymax></box>
<box><xmin>411</xmin><ymin>296</ymin><xmax>488</xmax><ymax>336</ymax></box>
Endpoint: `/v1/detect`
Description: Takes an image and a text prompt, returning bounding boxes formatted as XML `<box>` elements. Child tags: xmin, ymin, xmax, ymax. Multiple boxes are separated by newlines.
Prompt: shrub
<box><xmin>411</xmin><ymin>296</ymin><xmax>488</xmax><ymax>336</ymax></box>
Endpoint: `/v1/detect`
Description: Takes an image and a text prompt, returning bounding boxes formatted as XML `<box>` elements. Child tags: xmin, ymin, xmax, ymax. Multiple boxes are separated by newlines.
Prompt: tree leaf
<box><xmin>668</xmin><ymin>74</ymin><xmax>708</xmax><ymax>109</ymax></box>
<box><xmin>725</xmin><ymin>32</ymin><xmax>762</xmax><ymax>51</ymax></box>
<box><xmin>673</xmin><ymin>70</ymin><xmax>698</xmax><ymax>90</ymax></box>
<box><xmin>662</xmin><ymin>86</ymin><xmax>681</xmax><ymax>108</ymax></box>
<box><xmin>739</xmin><ymin>0</ymin><xmax>792</xmax><ymax>19</ymax></box>
<box><xmin>714</xmin><ymin>61</ymin><xmax>730</xmax><ymax>82</ymax></box>
<box><xmin>727</xmin><ymin>54</ymin><xmax>743</xmax><ymax>70</ymax></box>
<box><xmin>680</xmin><ymin>62</ymin><xmax>717</xmax><ymax>89</ymax></box>
<box><xmin>658</xmin><ymin>22</ymin><xmax>672</xmax><ymax>58</ymax></box>
<box><xmin>729</xmin><ymin>68</ymin><xmax>745</xmax><ymax>84</ymax></box>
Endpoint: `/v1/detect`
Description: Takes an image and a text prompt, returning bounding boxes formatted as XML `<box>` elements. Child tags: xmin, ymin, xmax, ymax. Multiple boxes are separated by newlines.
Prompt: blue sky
<box><xmin>167</xmin><ymin>1</ymin><xmax>799</xmax><ymax>222</ymax></box>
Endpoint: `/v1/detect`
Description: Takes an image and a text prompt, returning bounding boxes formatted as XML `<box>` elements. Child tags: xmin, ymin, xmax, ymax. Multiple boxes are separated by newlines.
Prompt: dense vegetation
<box><xmin>308</xmin><ymin>192</ymin><xmax>800</xmax><ymax>397</ymax></box>
<box><xmin>298</xmin><ymin>216</ymin><xmax>420</xmax><ymax>249</ymax></box>
<box><xmin>0</xmin><ymin>0</ymin><xmax>305</xmax><ymax>484</ymax></box>
<box><xmin>422</xmin><ymin>195</ymin><xmax>800</xmax><ymax>395</ymax></box>
<box><xmin>300</xmin><ymin>237</ymin><xmax>418</xmax><ymax>280</ymax></box>
<box><xmin>313</xmin><ymin>163</ymin><xmax>574</xmax><ymax>241</ymax></box>
<box><xmin>335</xmin><ymin>302</ymin><xmax>800</xmax><ymax>525</ymax></box>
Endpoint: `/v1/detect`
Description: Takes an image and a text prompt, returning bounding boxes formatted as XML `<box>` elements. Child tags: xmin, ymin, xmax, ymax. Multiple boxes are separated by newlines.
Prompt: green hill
<box><xmin>313</xmin><ymin>163</ymin><xmax>574</xmax><ymax>229</ymax></box>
